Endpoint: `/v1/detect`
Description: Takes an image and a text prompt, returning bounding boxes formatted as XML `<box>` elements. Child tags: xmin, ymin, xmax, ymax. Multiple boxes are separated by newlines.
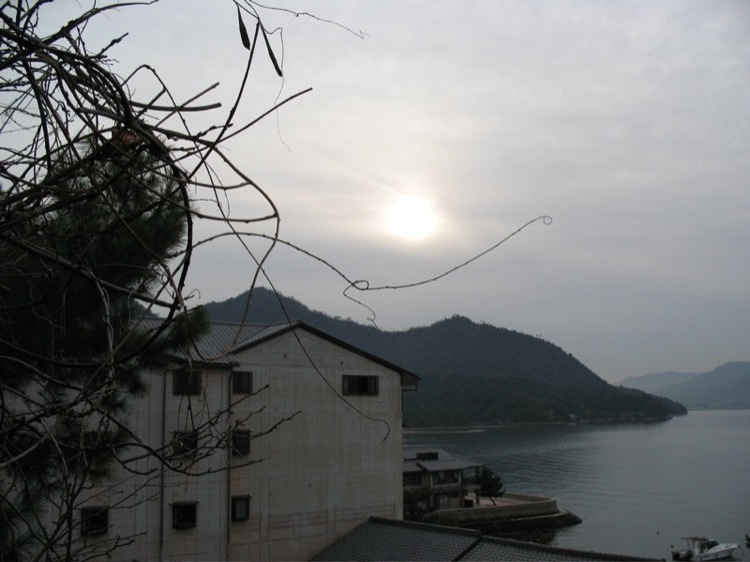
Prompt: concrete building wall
<box><xmin>231</xmin><ymin>329</ymin><xmax>404</xmax><ymax>561</ymax></box>
<box><xmin>74</xmin><ymin>325</ymin><xmax>405</xmax><ymax>561</ymax></box>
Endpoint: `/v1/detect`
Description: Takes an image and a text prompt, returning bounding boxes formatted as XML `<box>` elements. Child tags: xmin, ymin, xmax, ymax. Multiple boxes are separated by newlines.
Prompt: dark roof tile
<box><xmin>312</xmin><ymin>518</ymin><xmax>480</xmax><ymax>561</ymax></box>
<box><xmin>312</xmin><ymin>517</ymin><xmax>661</xmax><ymax>561</ymax></box>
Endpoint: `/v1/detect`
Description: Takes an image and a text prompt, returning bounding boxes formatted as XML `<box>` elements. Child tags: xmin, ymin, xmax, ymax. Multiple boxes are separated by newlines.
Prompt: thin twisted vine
<box><xmin>1</xmin><ymin>2</ymin><xmax>550</xmax><ymax>558</ymax></box>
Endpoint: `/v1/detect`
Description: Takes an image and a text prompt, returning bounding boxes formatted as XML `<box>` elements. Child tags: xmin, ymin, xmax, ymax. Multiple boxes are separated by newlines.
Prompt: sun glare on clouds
<box><xmin>383</xmin><ymin>194</ymin><xmax>440</xmax><ymax>241</ymax></box>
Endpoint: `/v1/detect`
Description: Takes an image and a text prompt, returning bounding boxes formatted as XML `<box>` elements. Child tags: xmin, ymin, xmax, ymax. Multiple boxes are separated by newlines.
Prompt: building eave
<box><xmin>233</xmin><ymin>321</ymin><xmax>421</xmax><ymax>387</ymax></box>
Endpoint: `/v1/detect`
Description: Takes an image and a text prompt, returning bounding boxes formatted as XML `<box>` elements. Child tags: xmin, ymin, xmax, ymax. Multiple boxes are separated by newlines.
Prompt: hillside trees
<box><xmin>0</xmin><ymin>1</ymin><xmax>303</xmax><ymax>558</ymax></box>
<box><xmin>206</xmin><ymin>295</ymin><xmax>687</xmax><ymax>425</ymax></box>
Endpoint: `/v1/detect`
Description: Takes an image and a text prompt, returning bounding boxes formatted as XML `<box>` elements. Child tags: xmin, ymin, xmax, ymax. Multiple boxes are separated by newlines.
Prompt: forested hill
<box><xmin>204</xmin><ymin>288</ymin><xmax>686</xmax><ymax>426</ymax></box>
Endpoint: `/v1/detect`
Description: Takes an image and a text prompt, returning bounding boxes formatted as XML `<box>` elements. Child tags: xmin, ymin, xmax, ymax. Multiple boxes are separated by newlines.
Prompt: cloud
<box><xmin>62</xmin><ymin>0</ymin><xmax>750</xmax><ymax>380</ymax></box>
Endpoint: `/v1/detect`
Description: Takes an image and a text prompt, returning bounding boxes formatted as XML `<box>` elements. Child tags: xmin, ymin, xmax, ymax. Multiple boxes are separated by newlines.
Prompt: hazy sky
<box><xmin>62</xmin><ymin>1</ymin><xmax>750</xmax><ymax>382</ymax></box>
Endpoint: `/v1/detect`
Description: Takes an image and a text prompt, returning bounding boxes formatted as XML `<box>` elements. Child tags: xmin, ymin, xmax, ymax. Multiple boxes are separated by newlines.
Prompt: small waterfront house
<box><xmin>403</xmin><ymin>446</ymin><xmax>581</xmax><ymax>532</ymax></box>
<box><xmin>34</xmin><ymin>320</ymin><xmax>419</xmax><ymax>561</ymax></box>
<box><xmin>403</xmin><ymin>446</ymin><xmax>483</xmax><ymax>511</ymax></box>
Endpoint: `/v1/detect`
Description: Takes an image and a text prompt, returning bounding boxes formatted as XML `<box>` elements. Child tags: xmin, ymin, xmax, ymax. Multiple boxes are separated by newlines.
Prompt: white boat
<box><xmin>671</xmin><ymin>536</ymin><xmax>740</xmax><ymax>561</ymax></box>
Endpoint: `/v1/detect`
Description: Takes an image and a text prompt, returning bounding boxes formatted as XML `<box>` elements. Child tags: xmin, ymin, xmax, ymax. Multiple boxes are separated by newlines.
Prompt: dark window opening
<box><xmin>403</xmin><ymin>472</ymin><xmax>423</xmax><ymax>486</ymax></box>
<box><xmin>82</xmin><ymin>430</ymin><xmax>100</xmax><ymax>449</ymax></box>
<box><xmin>463</xmin><ymin>468</ymin><xmax>478</xmax><ymax>485</ymax></box>
<box><xmin>342</xmin><ymin>375</ymin><xmax>379</xmax><ymax>396</ymax></box>
<box><xmin>173</xmin><ymin>369</ymin><xmax>202</xmax><ymax>395</ymax></box>
<box><xmin>231</xmin><ymin>496</ymin><xmax>250</xmax><ymax>521</ymax></box>
<box><xmin>416</xmin><ymin>451</ymin><xmax>439</xmax><ymax>461</ymax></box>
<box><xmin>172</xmin><ymin>431</ymin><xmax>198</xmax><ymax>457</ymax></box>
<box><xmin>232</xmin><ymin>371</ymin><xmax>253</xmax><ymax>394</ymax></box>
<box><xmin>231</xmin><ymin>430</ymin><xmax>250</xmax><ymax>456</ymax></box>
<box><xmin>434</xmin><ymin>470</ymin><xmax>460</xmax><ymax>484</ymax></box>
<box><xmin>81</xmin><ymin>507</ymin><xmax>108</xmax><ymax>537</ymax></box>
<box><xmin>172</xmin><ymin>502</ymin><xmax>197</xmax><ymax>529</ymax></box>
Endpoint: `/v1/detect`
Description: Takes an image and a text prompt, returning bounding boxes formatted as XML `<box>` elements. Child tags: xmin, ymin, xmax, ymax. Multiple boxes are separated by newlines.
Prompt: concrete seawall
<box><xmin>423</xmin><ymin>492</ymin><xmax>581</xmax><ymax>531</ymax></box>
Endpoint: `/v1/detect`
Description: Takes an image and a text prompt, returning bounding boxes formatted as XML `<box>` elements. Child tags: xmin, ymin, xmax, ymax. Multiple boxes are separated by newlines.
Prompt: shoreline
<box><xmin>403</xmin><ymin>422</ymin><xmax>570</xmax><ymax>434</ymax></box>
<box><xmin>403</xmin><ymin>417</ymin><xmax>679</xmax><ymax>434</ymax></box>
<box><xmin>403</xmin><ymin>409</ymin><xmax>750</xmax><ymax>435</ymax></box>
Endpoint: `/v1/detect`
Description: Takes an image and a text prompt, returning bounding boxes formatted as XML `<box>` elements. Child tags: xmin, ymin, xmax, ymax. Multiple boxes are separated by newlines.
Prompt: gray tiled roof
<box><xmin>460</xmin><ymin>535</ymin><xmax>654</xmax><ymax>561</ymax></box>
<box><xmin>136</xmin><ymin>319</ymin><xmax>420</xmax><ymax>384</ymax></box>
<box><xmin>403</xmin><ymin>446</ymin><xmax>482</xmax><ymax>473</ymax></box>
<box><xmin>183</xmin><ymin>321</ymin><xmax>292</xmax><ymax>364</ymax></box>
<box><xmin>136</xmin><ymin>318</ymin><xmax>291</xmax><ymax>366</ymax></box>
<box><xmin>311</xmin><ymin>517</ymin><xmax>660</xmax><ymax>561</ymax></box>
<box><xmin>311</xmin><ymin>518</ymin><xmax>480</xmax><ymax>561</ymax></box>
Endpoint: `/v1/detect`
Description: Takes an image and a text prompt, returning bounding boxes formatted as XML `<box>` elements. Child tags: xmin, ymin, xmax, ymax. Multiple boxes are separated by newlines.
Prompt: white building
<box><xmin>78</xmin><ymin>320</ymin><xmax>419</xmax><ymax>561</ymax></box>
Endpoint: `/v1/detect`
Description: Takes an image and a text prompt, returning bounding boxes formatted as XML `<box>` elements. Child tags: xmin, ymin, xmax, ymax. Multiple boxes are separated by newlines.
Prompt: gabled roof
<box><xmin>403</xmin><ymin>446</ymin><xmax>482</xmax><ymax>473</ymax></box>
<box><xmin>311</xmin><ymin>517</ymin><xmax>660</xmax><ymax>561</ymax></box>
<box><xmin>182</xmin><ymin>321</ymin><xmax>296</xmax><ymax>365</ymax></box>
<box><xmin>136</xmin><ymin>318</ymin><xmax>286</xmax><ymax>367</ymax></box>
<box><xmin>139</xmin><ymin>318</ymin><xmax>420</xmax><ymax>386</ymax></box>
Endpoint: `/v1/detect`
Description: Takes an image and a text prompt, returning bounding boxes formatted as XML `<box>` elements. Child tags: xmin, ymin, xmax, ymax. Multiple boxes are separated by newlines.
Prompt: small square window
<box><xmin>342</xmin><ymin>375</ymin><xmax>379</xmax><ymax>396</ymax></box>
<box><xmin>81</xmin><ymin>507</ymin><xmax>108</xmax><ymax>537</ymax></box>
<box><xmin>231</xmin><ymin>430</ymin><xmax>250</xmax><ymax>456</ymax></box>
<box><xmin>172</xmin><ymin>502</ymin><xmax>197</xmax><ymax>529</ymax></box>
<box><xmin>173</xmin><ymin>369</ymin><xmax>201</xmax><ymax>395</ymax></box>
<box><xmin>231</xmin><ymin>496</ymin><xmax>250</xmax><ymax>521</ymax></box>
<box><xmin>82</xmin><ymin>430</ymin><xmax>100</xmax><ymax>449</ymax></box>
<box><xmin>403</xmin><ymin>472</ymin><xmax>423</xmax><ymax>486</ymax></box>
<box><xmin>232</xmin><ymin>371</ymin><xmax>252</xmax><ymax>394</ymax></box>
<box><xmin>82</xmin><ymin>430</ymin><xmax>106</xmax><ymax>453</ymax></box>
<box><xmin>172</xmin><ymin>431</ymin><xmax>198</xmax><ymax>457</ymax></box>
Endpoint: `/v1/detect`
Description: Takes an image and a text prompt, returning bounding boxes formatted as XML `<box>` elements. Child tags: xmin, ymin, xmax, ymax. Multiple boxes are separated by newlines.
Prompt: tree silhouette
<box><xmin>475</xmin><ymin>465</ymin><xmax>505</xmax><ymax>505</ymax></box>
<box><xmin>0</xmin><ymin>2</ymin><xmax>307</xmax><ymax>558</ymax></box>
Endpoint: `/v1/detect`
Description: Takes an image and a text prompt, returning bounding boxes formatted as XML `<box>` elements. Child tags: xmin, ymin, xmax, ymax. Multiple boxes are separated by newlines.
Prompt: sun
<box><xmin>383</xmin><ymin>195</ymin><xmax>440</xmax><ymax>241</ymax></box>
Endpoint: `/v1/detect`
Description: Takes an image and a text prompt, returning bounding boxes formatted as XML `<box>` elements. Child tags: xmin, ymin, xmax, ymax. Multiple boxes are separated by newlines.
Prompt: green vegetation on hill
<box><xmin>205</xmin><ymin>288</ymin><xmax>686</xmax><ymax>425</ymax></box>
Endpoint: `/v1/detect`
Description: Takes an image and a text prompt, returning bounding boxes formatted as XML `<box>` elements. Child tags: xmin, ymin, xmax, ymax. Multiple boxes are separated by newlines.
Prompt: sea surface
<box><xmin>404</xmin><ymin>409</ymin><xmax>750</xmax><ymax>560</ymax></box>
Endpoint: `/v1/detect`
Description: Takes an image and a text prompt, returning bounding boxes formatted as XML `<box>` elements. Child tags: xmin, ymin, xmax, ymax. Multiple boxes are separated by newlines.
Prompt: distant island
<box><xmin>204</xmin><ymin>288</ymin><xmax>687</xmax><ymax>426</ymax></box>
<box><xmin>618</xmin><ymin>362</ymin><xmax>750</xmax><ymax>410</ymax></box>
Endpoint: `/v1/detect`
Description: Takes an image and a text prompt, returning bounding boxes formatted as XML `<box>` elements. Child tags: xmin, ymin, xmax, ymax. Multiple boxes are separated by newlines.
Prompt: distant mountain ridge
<box><xmin>204</xmin><ymin>288</ymin><xmax>687</xmax><ymax>426</ymax></box>
<box><xmin>619</xmin><ymin>362</ymin><xmax>750</xmax><ymax>410</ymax></box>
<box><xmin>616</xmin><ymin>371</ymin><xmax>700</xmax><ymax>394</ymax></box>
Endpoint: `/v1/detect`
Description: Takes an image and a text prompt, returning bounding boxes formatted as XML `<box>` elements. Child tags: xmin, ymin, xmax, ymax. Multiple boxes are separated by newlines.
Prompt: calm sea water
<box><xmin>404</xmin><ymin>409</ymin><xmax>750</xmax><ymax>560</ymax></box>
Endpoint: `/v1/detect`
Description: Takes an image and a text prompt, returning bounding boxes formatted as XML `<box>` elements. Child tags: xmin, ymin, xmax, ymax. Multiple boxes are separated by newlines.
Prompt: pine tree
<box><xmin>474</xmin><ymin>466</ymin><xmax>505</xmax><ymax>505</ymax></box>
<box><xmin>0</xmin><ymin>134</ymin><xmax>208</xmax><ymax>559</ymax></box>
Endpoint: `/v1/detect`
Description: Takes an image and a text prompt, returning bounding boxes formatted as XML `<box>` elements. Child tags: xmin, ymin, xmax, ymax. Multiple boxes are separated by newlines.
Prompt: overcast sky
<box><xmin>67</xmin><ymin>1</ymin><xmax>750</xmax><ymax>382</ymax></box>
